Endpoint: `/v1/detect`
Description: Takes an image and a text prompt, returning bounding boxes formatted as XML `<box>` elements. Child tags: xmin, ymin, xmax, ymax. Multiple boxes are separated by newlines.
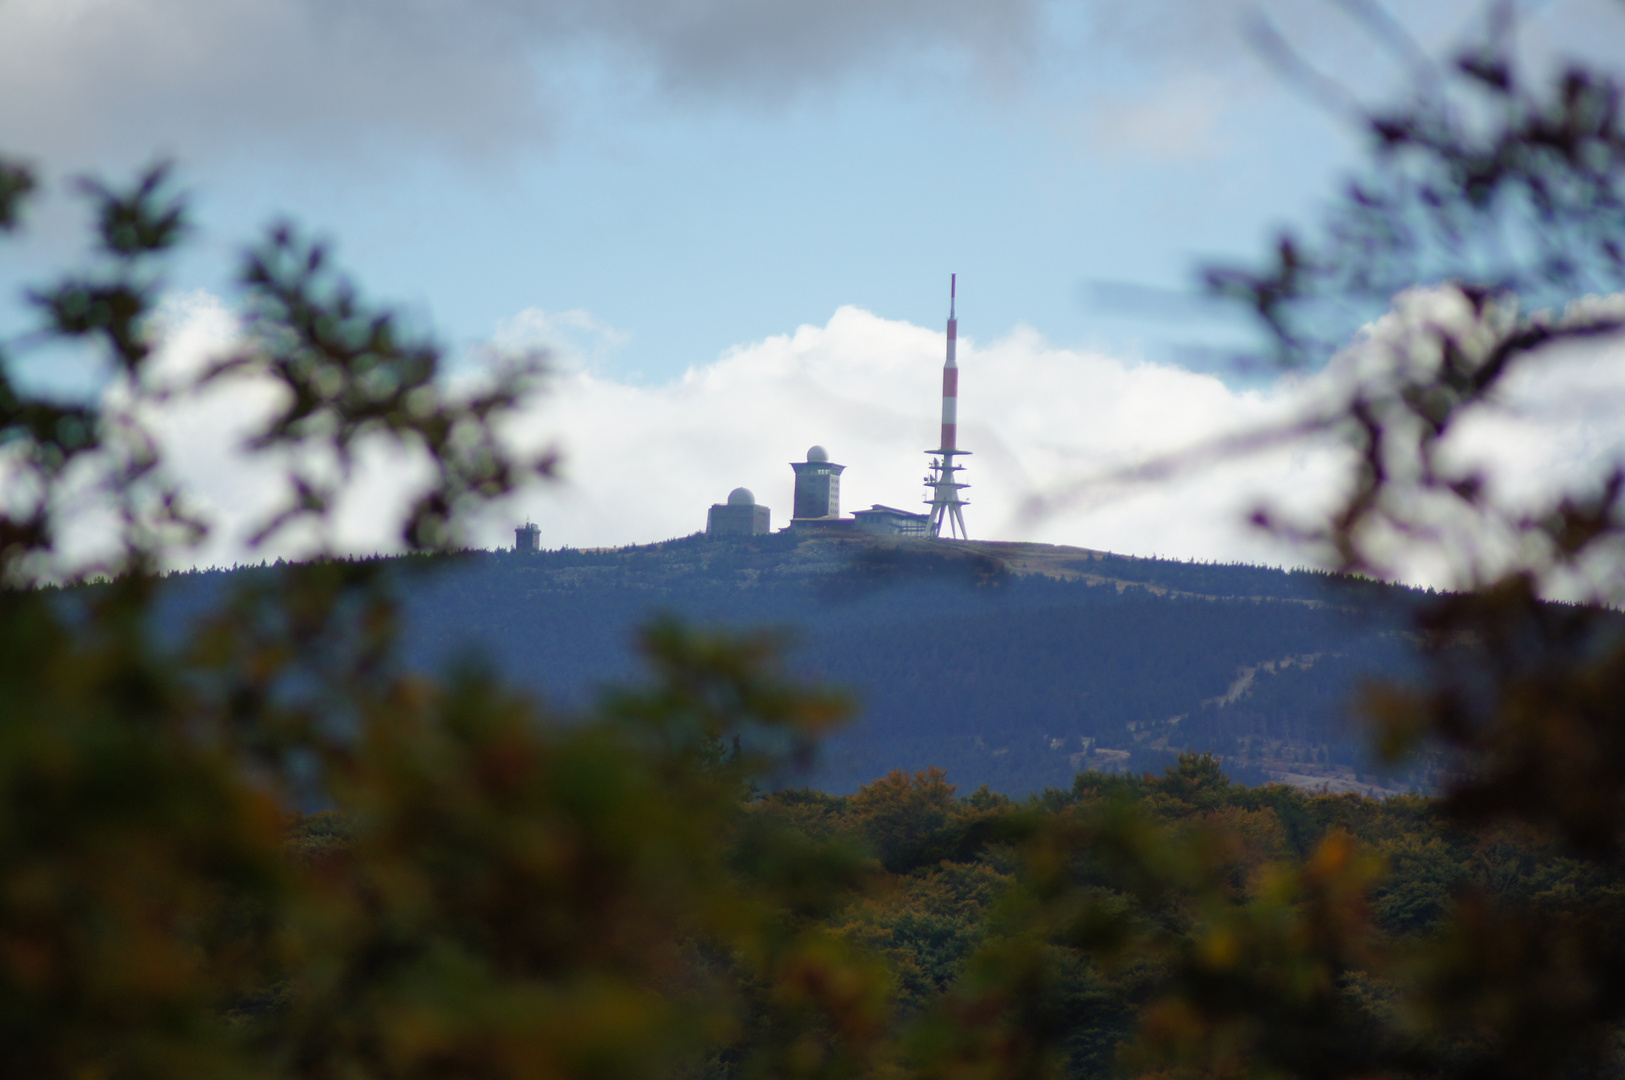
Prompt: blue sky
<box><xmin>5</xmin><ymin>0</ymin><xmax>1624</xmax><ymax>567</ymax></box>
<box><xmin>0</xmin><ymin>0</ymin><xmax>1473</xmax><ymax>380</ymax></box>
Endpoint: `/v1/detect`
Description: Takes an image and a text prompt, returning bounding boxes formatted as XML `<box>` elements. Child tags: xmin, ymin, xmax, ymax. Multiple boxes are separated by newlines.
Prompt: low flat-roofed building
<box><xmin>852</xmin><ymin>504</ymin><xmax>930</xmax><ymax>537</ymax></box>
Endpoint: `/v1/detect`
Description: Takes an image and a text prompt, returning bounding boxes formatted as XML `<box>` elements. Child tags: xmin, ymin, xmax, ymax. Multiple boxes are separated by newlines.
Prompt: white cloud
<box><xmin>1075</xmin><ymin>76</ymin><xmax>1233</xmax><ymax>162</ymax></box>
<box><xmin>121</xmin><ymin>294</ymin><xmax>1336</xmax><ymax>572</ymax></box>
<box><xmin>482</xmin><ymin>307</ymin><xmax>1365</xmax><ymax>572</ymax></box>
<box><xmin>95</xmin><ymin>289</ymin><xmax>438</xmax><ymax>571</ymax></box>
<box><xmin>491</xmin><ymin>308</ymin><xmax>632</xmax><ymax>373</ymax></box>
<box><xmin>1313</xmin><ymin>287</ymin><xmax>1625</xmax><ymax>595</ymax></box>
<box><xmin>75</xmin><ymin>288</ymin><xmax>1625</xmax><ymax>597</ymax></box>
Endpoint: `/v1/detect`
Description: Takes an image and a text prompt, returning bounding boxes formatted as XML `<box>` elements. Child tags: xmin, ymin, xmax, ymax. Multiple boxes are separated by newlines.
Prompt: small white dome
<box><xmin>727</xmin><ymin>487</ymin><xmax>755</xmax><ymax>506</ymax></box>
<box><xmin>806</xmin><ymin>445</ymin><xmax>829</xmax><ymax>462</ymax></box>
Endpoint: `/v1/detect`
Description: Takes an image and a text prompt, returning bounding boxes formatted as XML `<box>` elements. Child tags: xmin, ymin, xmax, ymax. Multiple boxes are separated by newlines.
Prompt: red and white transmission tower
<box><xmin>924</xmin><ymin>274</ymin><xmax>970</xmax><ymax>539</ymax></box>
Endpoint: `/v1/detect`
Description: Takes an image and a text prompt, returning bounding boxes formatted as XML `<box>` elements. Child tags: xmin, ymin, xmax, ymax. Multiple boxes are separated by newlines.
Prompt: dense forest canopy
<box><xmin>274</xmin><ymin>756</ymin><xmax>1613</xmax><ymax>1080</ymax></box>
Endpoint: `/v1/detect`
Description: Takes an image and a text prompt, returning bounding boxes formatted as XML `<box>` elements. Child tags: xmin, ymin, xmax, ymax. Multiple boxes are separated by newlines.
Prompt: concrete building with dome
<box><xmin>702</xmin><ymin>444</ymin><xmax>929</xmax><ymax>540</ymax></box>
<box><xmin>706</xmin><ymin>486</ymin><xmax>771</xmax><ymax>536</ymax></box>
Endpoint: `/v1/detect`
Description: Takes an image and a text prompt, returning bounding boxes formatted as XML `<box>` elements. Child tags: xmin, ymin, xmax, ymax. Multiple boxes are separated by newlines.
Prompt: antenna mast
<box><xmin>925</xmin><ymin>274</ymin><xmax>970</xmax><ymax>539</ymax></box>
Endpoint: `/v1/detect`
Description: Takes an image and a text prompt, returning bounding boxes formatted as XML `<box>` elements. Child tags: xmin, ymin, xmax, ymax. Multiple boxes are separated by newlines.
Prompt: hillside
<box><xmin>166</xmin><ymin>533</ymin><xmax>1436</xmax><ymax>796</ymax></box>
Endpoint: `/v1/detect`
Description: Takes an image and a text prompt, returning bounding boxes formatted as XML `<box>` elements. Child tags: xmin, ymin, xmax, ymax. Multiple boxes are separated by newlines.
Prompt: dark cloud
<box><xmin>0</xmin><ymin>0</ymin><xmax>1049</xmax><ymax>166</ymax></box>
<box><xmin>580</xmin><ymin>0</ymin><xmax>1048</xmax><ymax>93</ymax></box>
<box><xmin>9</xmin><ymin>1</ymin><xmax>1615</xmax><ymax>181</ymax></box>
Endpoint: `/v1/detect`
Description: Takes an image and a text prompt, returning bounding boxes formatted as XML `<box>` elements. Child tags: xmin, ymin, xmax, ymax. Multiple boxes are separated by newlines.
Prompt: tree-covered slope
<box><xmin>161</xmin><ymin>533</ymin><xmax>1432</xmax><ymax>795</ymax></box>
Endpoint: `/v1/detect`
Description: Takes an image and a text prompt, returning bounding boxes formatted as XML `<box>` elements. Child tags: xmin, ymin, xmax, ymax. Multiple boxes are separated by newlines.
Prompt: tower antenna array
<box><xmin>924</xmin><ymin>274</ymin><xmax>970</xmax><ymax>539</ymax></box>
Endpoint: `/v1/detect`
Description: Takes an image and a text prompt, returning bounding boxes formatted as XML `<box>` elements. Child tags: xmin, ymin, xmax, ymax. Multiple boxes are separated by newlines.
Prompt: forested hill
<box><xmin>165</xmin><ymin>533</ymin><xmax>1438</xmax><ymax>796</ymax></box>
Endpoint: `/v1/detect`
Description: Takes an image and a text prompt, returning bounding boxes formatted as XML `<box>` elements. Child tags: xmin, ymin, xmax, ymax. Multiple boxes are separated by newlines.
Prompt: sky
<box><xmin>4</xmin><ymin>0</ymin><xmax>1625</xmax><ymax>577</ymax></box>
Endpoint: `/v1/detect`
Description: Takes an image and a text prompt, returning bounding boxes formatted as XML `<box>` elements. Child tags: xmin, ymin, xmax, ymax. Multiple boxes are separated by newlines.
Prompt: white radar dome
<box><xmin>806</xmin><ymin>445</ymin><xmax>829</xmax><ymax>462</ymax></box>
<box><xmin>727</xmin><ymin>487</ymin><xmax>755</xmax><ymax>506</ymax></box>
